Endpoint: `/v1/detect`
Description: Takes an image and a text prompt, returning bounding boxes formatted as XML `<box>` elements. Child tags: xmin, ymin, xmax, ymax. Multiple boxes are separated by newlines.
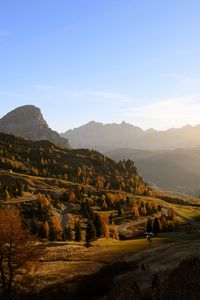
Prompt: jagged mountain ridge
<box><xmin>62</xmin><ymin>121</ymin><xmax>200</xmax><ymax>151</ymax></box>
<box><xmin>0</xmin><ymin>105</ymin><xmax>70</xmax><ymax>148</ymax></box>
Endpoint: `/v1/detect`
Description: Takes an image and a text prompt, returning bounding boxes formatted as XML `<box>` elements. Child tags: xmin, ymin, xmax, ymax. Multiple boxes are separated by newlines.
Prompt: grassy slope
<box><xmin>30</xmin><ymin>237</ymin><xmax>169</xmax><ymax>291</ymax></box>
<box><xmin>29</xmin><ymin>233</ymin><xmax>200</xmax><ymax>296</ymax></box>
<box><xmin>2</xmin><ymin>170</ymin><xmax>200</xmax><ymax>296</ymax></box>
<box><xmin>0</xmin><ymin>170</ymin><xmax>92</xmax><ymax>194</ymax></box>
<box><xmin>103</xmin><ymin>235</ymin><xmax>200</xmax><ymax>299</ymax></box>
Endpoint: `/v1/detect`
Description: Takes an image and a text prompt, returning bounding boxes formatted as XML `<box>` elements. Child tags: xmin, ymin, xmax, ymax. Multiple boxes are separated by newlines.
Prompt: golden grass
<box><xmin>29</xmin><ymin>237</ymin><xmax>169</xmax><ymax>291</ymax></box>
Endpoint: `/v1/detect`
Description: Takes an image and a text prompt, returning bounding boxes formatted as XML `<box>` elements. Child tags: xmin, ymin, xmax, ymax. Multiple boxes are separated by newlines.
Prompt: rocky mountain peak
<box><xmin>0</xmin><ymin>105</ymin><xmax>70</xmax><ymax>148</ymax></box>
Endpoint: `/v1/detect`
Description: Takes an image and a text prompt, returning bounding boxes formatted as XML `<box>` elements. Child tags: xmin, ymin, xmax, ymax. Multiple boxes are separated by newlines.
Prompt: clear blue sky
<box><xmin>1</xmin><ymin>0</ymin><xmax>200</xmax><ymax>132</ymax></box>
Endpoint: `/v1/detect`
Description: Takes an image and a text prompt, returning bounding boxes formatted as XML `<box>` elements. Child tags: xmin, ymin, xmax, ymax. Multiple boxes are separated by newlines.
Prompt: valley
<box><xmin>1</xmin><ymin>163</ymin><xmax>200</xmax><ymax>299</ymax></box>
<box><xmin>0</xmin><ymin>109</ymin><xmax>200</xmax><ymax>299</ymax></box>
<box><xmin>2</xmin><ymin>1</ymin><xmax>200</xmax><ymax>298</ymax></box>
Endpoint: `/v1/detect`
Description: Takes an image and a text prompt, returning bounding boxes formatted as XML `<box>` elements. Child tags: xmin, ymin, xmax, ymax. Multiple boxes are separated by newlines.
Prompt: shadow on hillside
<box><xmin>12</xmin><ymin>260</ymin><xmax>138</xmax><ymax>300</ymax></box>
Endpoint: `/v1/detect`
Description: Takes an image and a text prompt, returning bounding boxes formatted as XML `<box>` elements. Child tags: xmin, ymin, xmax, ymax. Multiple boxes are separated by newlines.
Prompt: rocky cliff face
<box><xmin>0</xmin><ymin>105</ymin><xmax>70</xmax><ymax>148</ymax></box>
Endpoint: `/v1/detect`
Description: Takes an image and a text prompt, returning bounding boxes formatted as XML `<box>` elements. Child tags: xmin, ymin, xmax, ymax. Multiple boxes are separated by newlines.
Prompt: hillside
<box><xmin>106</xmin><ymin>147</ymin><xmax>200</xmax><ymax>194</ymax></box>
<box><xmin>1</xmin><ymin>136</ymin><xmax>200</xmax><ymax>299</ymax></box>
<box><xmin>0</xmin><ymin>105</ymin><xmax>70</xmax><ymax>148</ymax></box>
<box><xmin>62</xmin><ymin>121</ymin><xmax>200</xmax><ymax>151</ymax></box>
<box><xmin>0</xmin><ymin>133</ymin><xmax>150</xmax><ymax>195</ymax></box>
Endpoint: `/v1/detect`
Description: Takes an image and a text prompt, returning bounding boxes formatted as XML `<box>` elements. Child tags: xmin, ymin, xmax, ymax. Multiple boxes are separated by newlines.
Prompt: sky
<box><xmin>1</xmin><ymin>0</ymin><xmax>200</xmax><ymax>132</ymax></box>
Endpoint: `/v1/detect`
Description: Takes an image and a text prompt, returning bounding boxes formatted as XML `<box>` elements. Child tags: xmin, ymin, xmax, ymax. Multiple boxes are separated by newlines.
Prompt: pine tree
<box><xmin>16</xmin><ymin>181</ymin><xmax>23</xmax><ymax>196</ymax></box>
<box><xmin>74</xmin><ymin>221</ymin><xmax>82</xmax><ymax>242</ymax></box>
<box><xmin>102</xmin><ymin>199</ymin><xmax>108</xmax><ymax>210</ymax></box>
<box><xmin>65</xmin><ymin>225</ymin><xmax>73</xmax><ymax>241</ymax></box>
<box><xmin>153</xmin><ymin>217</ymin><xmax>161</xmax><ymax>235</ymax></box>
<box><xmin>118</xmin><ymin>203</ymin><xmax>124</xmax><ymax>217</ymax></box>
<box><xmin>146</xmin><ymin>218</ymin><xmax>153</xmax><ymax>233</ymax></box>
<box><xmin>145</xmin><ymin>202</ymin><xmax>152</xmax><ymax>215</ymax></box>
<box><xmin>109</xmin><ymin>213</ymin><xmax>114</xmax><ymax>224</ymax></box>
<box><xmin>93</xmin><ymin>213</ymin><xmax>103</xmax><ymax>238</ymax></box>
<box><xmin>24</xmin><ymin>183</ymin><xmax>29</xmax><ymax>192</ymax></box>
<box><xmin>85</xmin><ymin>221</ymin><xmax>96</xmax><ymax>245</ymax></box>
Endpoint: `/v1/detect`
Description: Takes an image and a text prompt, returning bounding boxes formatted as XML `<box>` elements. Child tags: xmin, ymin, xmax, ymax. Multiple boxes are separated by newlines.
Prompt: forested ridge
<box><xmin>0</xmin><ymin>132</ymin><xmax>150</xmax><ymax>195</ymax></box>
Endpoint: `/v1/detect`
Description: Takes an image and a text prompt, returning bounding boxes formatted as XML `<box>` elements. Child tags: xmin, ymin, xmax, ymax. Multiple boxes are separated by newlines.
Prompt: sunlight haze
<box><xmin>1</xmin><ymin>0</ymin><xmax>200</xmax><ymax>131</ymax></box>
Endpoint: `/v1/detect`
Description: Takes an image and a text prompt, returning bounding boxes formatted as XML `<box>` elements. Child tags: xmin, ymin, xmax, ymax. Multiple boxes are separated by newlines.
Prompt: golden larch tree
<box><xmin>0</xmin><ymin>207</ymin><xmax>44</xmax><ymax>298</ymax></box>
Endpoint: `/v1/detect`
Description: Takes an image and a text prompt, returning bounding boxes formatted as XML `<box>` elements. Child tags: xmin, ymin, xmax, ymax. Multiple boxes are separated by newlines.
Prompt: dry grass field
<box><xmin>25</xmin><ymin>237</ymin><xmax>169</xmax><ymax>292</ymax></box>
<box><xmin>102</xmin><ymin>235</ymin><xmax>200</xmax><ymax>299</ymax></box>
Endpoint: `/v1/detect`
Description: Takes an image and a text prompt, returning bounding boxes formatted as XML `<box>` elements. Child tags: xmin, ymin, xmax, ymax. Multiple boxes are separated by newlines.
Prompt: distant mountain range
<box><xmin>0</xmin><ymin>105</ymin><xmax>70</xmax><ymax>148</ymax></box>
<box><xmin>1</xmin><ymin>105</ymin><xmax>200</xmax><ymax>194</ymax></box>
<box><xmin>105</xmin><ymin>148</ymin><xmax>200</xmax><ymax>194</ymax></box>
<box><xmin>62</xmin><ymin>120</ymin><xmax>200</xmax><ymax>194</ymax></box>
<box><xmin>62</xmin><ymin>121</ymin><xmax>200</xmax><ymax>152</ymax></box>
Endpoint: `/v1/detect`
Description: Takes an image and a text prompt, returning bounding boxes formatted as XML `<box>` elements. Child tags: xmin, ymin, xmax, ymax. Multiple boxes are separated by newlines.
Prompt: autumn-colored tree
<box><xmin>69</xmin><ymin>192</ymin><xmax>76</xmax><ymax>203</ymax></box>
<box><xmin>168</xmin><ymin>208</ymin><xmax>175</xmax><ymax>220</ymax></box>
<box><xmin>113</xmin><ymin>225</ymin><xmax>119</xmax><ymax>240</ymax></box>
<box><xmin>42</xmin><ymin>220</ymin><xmax>50</xmax><ymax>239</ymax></box>
<box><xmin>50</xmin><ymin>215</ymin><xmax>63</xmax><ymax>241</ymax></box>
<box><xmin>3</xmin><ymin>189</ymin><xmax>10</xmax><ymax>201</ymax></box>
<box><xmin>104</xmin><ymin>224</ymin><xmax>110</xmax><ymax>239</ymax></box>
<box><xmin>97</xmin><ymin>176</ymin><xmax>104</xmax><ymax>189</ymax></box>
<box><xmin>36</xmin><ymin>193</ymin><xmax>43</xmax><ymax>203</ymax></box>
<box><xmin>151</xmin><ymin>201</ymin><xmax>157</xmax><ymax>213</ymax></box>
<box><xmin>76</xmin><ymin>167</ymin><xmax>82</xmax><ymax>177</ymax></box>
<box><xmin>40</xmin><ymin>157</ymin><xmax>45</xmax><ymax>166</ymax></box>
<box><xmin>101</xmin><ymin>213</ymin><xmax>109</xmax><ymax>238</ymax></box>
<box><xmin>101</xmin><ymin>194</ymin><xmax>106</xmax><ymax>202</ymax></box>
<box><xmin>132</xmin><ymin>205</ymin><xmax>140</xmax><ymax>219</ymax></box>
<box><xmin>31</xmin><ymin>167</ymin><xmax>39</xmax><ymax>176</ymax></box>
<box><xmin>160</xmin><ymin>215</ymin><xmax>168</xmax><ymax>232</ymax></box>
<box><xmin>63</xmin><ymin>173</ymin><xmax>68</xmax><ymax>181</ymax></box>
<box><xmin>0</xmin><ymin>207</ymin><xmax>44</xmax><ymax>299</ymax></box>
<box><xmin>37</xmin><ymin>194</ymin><xmax>50</xmax><ymax>209</ymax></box>
<box><xmin>140</xmin><ymin>206</ymin><xmax>147</xmax><ymax>216</ymax></box>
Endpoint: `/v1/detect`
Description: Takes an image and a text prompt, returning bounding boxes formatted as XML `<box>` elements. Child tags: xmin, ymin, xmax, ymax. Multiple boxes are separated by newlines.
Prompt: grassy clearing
<box><xmin>109</xmin><ymin>234</ymin><xmax>200</xmax><ymax>295</ymax></box>
<box><xmin>0</xmin><ymin>170</ymin><xmax>93</xmax><ymax>194</ymax></box>
<box><xmin>93</xmin><ymin>237</ymin><xmax>169</xmax><ymax>261</ymax></box>
<box><xmin>29</xmin><ymin>234</ymin><xmax>198</xmax><ymax>298</ymax></box>
<box><xmin>31</xmin><ymin>237</ymin><xmax>170</xmax><ymax>291</ymax></box>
